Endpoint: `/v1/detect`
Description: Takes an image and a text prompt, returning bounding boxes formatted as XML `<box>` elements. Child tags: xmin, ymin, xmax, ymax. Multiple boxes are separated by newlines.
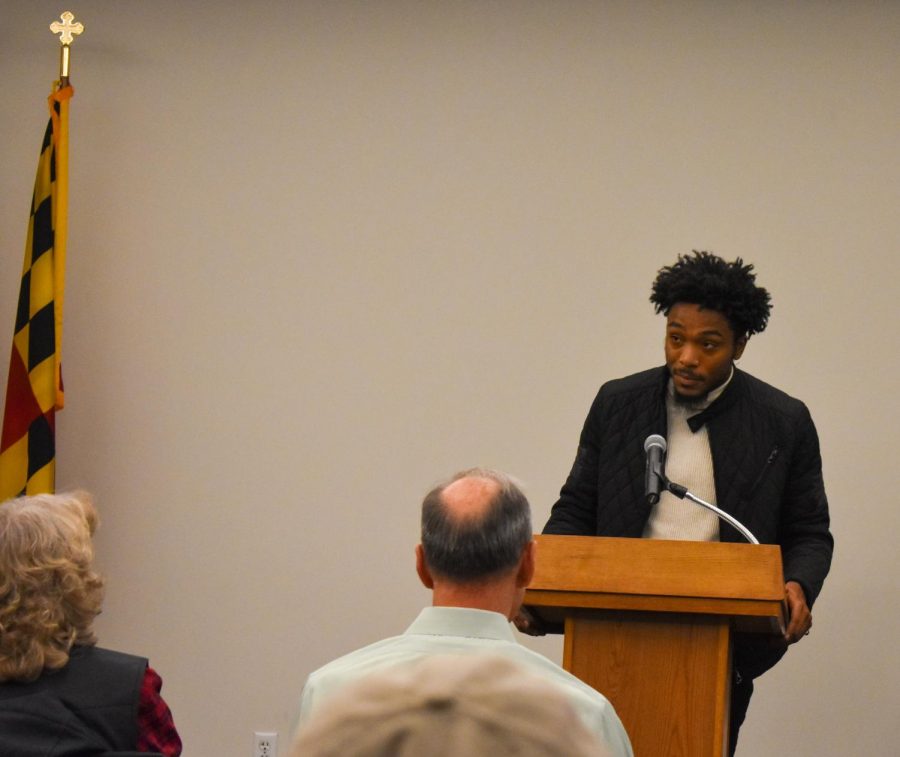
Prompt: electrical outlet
<box><xmin>253</xmin><ymin>731</ymin><xmax>278</xmax><ymax>757</ymax></box>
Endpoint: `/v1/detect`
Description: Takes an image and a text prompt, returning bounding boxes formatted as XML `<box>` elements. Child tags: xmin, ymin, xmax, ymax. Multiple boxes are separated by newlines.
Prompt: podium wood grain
<box><xmin>524</xmin><ymin>535</ymin><xmax>787</xmax><ymax>757</ymax></box>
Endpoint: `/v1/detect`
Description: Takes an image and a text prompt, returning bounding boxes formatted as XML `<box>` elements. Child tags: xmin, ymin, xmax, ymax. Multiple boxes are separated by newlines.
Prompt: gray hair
<box><xmin>420</xmin><ymin>468</ymin><xmax>532</xmax><ymax>582</ymax></box>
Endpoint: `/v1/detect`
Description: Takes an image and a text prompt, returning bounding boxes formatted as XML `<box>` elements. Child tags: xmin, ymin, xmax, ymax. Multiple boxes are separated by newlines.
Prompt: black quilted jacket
<box><xmin>543</xmin><ymin>365</ymin><xmax>833</xmax><ymax>606</ymax></box>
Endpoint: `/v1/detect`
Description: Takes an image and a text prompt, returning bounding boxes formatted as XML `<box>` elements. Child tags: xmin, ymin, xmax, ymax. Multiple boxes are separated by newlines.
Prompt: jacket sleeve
<box><xmin>778</xmin><ymin>405</ymin><xmax>834</xmax><ymax>607</ymax></box>
<box><xmin>543</xmin><ymin>391</ymin><xmax>605</xmax><ymax>536</ymax></box>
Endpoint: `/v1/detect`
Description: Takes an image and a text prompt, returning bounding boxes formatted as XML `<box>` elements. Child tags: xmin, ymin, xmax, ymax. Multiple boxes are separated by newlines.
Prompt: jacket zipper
<box><xmin>748</xmin><ymin>446</ymin><xmax>779</xmax><ymax>497</ymax></box>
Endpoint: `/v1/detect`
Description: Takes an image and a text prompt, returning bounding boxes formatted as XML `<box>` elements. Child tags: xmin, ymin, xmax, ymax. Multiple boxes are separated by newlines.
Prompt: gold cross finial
<box><xmin>50</xmin><ymin>11</ymin><xmax>84</xmax><ymax>46</ymax></box>
<box><xmin>49</xmin><ymin>11</ymin><xmax>84</xmax><ymax>84</ymax></box>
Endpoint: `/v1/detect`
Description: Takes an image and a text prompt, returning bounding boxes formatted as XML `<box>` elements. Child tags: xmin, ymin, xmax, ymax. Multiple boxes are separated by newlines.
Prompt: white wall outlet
<box><xmin>253</xmin><ymin>731</ymin><xmax>278</xmax><ymax>757</ymax></box>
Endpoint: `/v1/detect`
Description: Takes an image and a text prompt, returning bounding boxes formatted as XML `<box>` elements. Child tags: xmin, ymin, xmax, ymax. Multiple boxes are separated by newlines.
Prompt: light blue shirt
<box><xmin>296</xmin><ymin>606</ymin><xmax>633</xmax><ymax>757</ymax></box>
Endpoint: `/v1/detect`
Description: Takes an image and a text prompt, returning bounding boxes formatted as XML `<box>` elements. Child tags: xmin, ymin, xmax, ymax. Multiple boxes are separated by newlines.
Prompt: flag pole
<box><xmin>48</xmin><ymin>12</ymin><xmax>82</xmax><ymax>412</ymax></box>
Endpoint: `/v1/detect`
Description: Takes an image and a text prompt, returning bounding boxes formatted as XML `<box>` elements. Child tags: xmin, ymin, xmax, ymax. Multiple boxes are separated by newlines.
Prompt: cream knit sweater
<box><xmin>642</xmin><ymin>370</ymin><xmax>734</xmax><ymax>541</ymax></box>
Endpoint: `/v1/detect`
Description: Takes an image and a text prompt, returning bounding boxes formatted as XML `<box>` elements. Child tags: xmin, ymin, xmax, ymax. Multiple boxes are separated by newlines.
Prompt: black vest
<box><xmin>0</xmin><ymin>645</ymin><xmax>147</xmax><ymax>756</ymax></box>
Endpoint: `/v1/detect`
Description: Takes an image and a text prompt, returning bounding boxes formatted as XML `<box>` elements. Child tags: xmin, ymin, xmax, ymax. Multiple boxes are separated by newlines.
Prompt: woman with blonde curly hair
<box><xmin>0</xmin><ymin>491</ymin><xmax>181</xmax><ymax>756</ymax></box>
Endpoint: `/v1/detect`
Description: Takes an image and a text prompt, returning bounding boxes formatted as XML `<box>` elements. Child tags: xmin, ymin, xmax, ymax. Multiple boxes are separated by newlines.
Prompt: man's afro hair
<box><xmin>650</xmin><ymin>251</ymin><xmax>772</xmax><ymax>338</ymax></box>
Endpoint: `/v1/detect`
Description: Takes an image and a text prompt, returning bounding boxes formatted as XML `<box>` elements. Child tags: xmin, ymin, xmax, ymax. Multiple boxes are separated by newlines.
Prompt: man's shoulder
<box><xmin>304</xmin><ymin>635</ymin><xmax>408</xmax><ymax>685</ymax></box>
<box><xmin>297</xmin><ymin>635</ymin><xmax>413</xmax><ymax>730</ymax></box>
<box><xmin>734</xmin><ymin>369</ymin><xmax>811</xmax><ymax>420</ymax></box>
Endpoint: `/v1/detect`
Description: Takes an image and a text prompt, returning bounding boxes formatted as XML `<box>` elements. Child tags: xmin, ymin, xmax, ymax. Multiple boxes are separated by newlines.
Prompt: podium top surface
<box><xmin>525</xmin><ymin>535</ymin><xmax>787</xmax><ymax>632</ymax></box>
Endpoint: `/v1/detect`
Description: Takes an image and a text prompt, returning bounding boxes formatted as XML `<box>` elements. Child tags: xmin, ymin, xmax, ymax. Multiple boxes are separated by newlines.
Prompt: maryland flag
<box><xmin>0</xmin><ymin>84</ymin><xmax>73</xmax><ymax>499</ymax></box>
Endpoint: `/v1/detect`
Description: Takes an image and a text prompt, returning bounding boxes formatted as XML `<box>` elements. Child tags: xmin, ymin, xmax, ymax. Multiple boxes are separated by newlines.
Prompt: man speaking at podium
<box><xmin>541</xmin><ymin>251</ymin><xmax>833</xmax><ymax>754</ymax></box>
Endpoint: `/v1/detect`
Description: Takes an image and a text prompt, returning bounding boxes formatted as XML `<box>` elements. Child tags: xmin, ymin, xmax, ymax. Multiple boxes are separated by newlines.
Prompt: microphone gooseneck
<box><xmin>643</xmin><ymin>434</ymin><xmax>760</xmax><ymax>544</ymax></box>
<box><xmin>664</xmin><ymin>478</ymin><xmax>760</xmax><ymax>545</ymax></box>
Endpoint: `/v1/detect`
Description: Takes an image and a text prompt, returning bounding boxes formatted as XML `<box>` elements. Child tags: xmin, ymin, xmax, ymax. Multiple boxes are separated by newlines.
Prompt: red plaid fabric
<box><xmin>137</xmin><ymin>666</ymin><xmax>182</xmax><ymax>756</ymax></box>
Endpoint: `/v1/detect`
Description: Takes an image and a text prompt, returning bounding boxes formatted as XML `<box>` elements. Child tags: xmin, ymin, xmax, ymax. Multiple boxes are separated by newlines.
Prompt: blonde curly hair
<box><xmin>0</xmin><ymin>490</ymin><xmax>105</xmax><ymax>682</ymax></box>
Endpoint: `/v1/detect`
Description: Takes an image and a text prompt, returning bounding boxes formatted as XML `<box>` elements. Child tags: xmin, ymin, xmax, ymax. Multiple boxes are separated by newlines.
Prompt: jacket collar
<box><xmin>685</xmin><ymin>366</ymin><xmax>744</xmax><ymax>432</ymax></box>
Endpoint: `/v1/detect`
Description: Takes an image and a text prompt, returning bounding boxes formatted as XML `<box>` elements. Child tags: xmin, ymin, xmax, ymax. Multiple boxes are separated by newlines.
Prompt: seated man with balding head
<box><xmin>293</xmin><ymin>468</ymin><xmax>632</xmax><ymax>757</ymax></box>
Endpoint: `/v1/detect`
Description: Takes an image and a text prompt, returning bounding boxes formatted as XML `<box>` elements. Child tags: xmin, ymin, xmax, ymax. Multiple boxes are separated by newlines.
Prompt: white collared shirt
<box><xmin>295</xmin><ymin>606</ymin><xmax>633</xmax><ymax>757</ymax></box>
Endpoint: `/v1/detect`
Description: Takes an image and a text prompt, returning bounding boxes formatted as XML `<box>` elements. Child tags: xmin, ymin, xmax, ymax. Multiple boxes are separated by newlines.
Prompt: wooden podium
<box><xmin>523</xmin><ymin>535</ymin><xmax>787</xmax><ymax>757</ymax></box>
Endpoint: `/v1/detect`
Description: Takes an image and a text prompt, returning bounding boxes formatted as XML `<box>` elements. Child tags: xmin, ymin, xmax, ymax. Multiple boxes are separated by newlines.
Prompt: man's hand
<box><xmin>513</xmin><ymin>607</ymin><xmax>547</xmax><ymax>636</ymax></box>
<box><xmin>784</xmin><ymin>580</ymin><xmax>812</xmax><ymax>643</ymax></box>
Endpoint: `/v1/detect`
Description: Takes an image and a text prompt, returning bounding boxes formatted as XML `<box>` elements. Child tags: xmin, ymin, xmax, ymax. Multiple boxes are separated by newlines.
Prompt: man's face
<box><xmin>665</xmin><ymin>302</ymin><xmax>746</xmax><ymax>401</ymax></box>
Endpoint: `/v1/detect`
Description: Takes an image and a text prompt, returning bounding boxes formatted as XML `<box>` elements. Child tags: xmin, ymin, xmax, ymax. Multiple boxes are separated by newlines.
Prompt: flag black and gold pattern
<box><xmin>0</xmin><ymin>85</ymin><xmax>73</xmax><ymax>499</ymax></box>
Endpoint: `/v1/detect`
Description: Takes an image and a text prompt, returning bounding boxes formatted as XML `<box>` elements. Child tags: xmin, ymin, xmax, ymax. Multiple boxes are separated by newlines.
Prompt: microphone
<box><xmin>644</xmin><ymin>434</ymin><xmax>667</xmax><ymax>505</ymax></box>
<box><xmin>641</xmin><ymin>434</ymin><xmax>760</xmax><ymax>543</ymax></box>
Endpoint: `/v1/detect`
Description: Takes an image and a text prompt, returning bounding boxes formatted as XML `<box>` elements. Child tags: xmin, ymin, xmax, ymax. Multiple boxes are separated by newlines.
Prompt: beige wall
<box><xmin>1</xmin><ymin>1</ymin><xmax>898</xmax><ymax>754</ymax></box>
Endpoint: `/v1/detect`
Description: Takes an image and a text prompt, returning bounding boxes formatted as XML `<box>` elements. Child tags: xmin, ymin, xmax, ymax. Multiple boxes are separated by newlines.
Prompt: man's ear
<box><xmin>734</xmin><ymin>335</ymin><xmax>748</xmax><ymax>361</ymax></box>
<box><xmin>415</xmin><ymin>544</ymin><xmax>434</xmax><ymax>589</ymax></box>
<box><xmin>516</xmin><ymin>540</ymin><xmax>536</xmax><ymax>588</ymax></box>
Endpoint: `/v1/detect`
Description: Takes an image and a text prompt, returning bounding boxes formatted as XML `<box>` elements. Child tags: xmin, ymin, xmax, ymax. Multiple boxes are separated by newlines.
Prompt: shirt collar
<box><xmin>404</xmin><ymin>606</ymin><xmax>517</xmax><ymax>642</ymax></box>
<box><xmin>707</xmin><ymin>366</ymin><xmax>734</xmax><ymax>404</ymax></box>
